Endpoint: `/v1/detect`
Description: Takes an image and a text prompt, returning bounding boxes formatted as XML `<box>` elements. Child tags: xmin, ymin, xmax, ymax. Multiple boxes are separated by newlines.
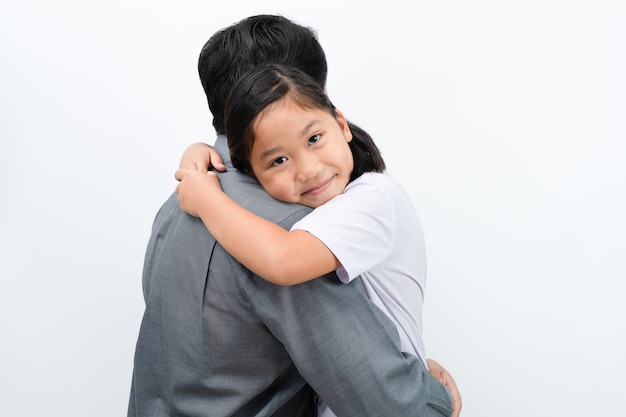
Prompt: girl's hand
<box><xmin>174</xmin><ymin>169</ymin><xmax>223</xmax><ymax>218</ymax></box>
<box><xmin>179</xmin><ymin>142</ymin><xmax>226</xmax><ymax>172</ymax></box>
<box><xmin>426</xmin><ymin>359</ymin><xmax>462</xmax><ymax>417</ymax></box>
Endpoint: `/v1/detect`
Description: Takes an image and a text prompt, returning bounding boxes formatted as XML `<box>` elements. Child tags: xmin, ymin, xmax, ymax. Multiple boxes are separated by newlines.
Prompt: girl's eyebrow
<box><xmin>299</xmin><ymin>119</ymin><xmax>320</xmax><ymax>137</ymax></box>
<box><xmin>259</xmin><ymin>119</ymin><xmax>322</xmax><ymax>160</ymax></box>
<box><xmin>259</xmin><ymin>146</ymin><xmax>282</xmax><ymax>160</ymax></box>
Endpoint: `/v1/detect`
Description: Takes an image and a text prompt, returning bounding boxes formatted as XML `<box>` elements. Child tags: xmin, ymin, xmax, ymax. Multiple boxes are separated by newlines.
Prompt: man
<box><xmin>128</xmin><ymin>15</ymin><xmax>460</xmax><ymax>417</ymax></box>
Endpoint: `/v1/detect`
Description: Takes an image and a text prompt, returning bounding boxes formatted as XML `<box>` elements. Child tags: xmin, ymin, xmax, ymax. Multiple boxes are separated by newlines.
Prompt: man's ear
<box><xmin>334</xmin><ymin>108</ymin><xmax>353</xmax><ymax>143</ymax></box>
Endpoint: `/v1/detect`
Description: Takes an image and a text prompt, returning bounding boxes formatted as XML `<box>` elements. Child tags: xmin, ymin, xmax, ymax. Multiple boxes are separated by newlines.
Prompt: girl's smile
<box><xmin>302</xmin><ymin>176</ymin><xmax>334</xmax><ymax>197</ymax></box>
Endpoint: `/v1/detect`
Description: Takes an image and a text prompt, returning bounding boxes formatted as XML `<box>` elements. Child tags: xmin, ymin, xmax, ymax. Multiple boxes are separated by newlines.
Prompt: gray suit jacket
<box><xmin>128</xmin><ymin>136</ymin><xmax>453</xmax><ymax>417</ymax></box>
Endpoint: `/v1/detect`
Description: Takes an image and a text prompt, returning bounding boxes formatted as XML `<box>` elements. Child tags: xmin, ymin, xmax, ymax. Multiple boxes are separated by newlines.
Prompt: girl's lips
<box><xmin>303</xmin><ymin>177</ymin><xmax>332</xmax><ymax>196</ymax></box>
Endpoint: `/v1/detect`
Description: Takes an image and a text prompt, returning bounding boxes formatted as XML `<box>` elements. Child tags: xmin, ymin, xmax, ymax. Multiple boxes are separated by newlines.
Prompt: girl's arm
<box><xmin>175</xmin><ymin>168</ymin><xmax>340</xmax><ymax>286</ymax></box>
<box><xmin>179</xmin><ymin>142</ymin><xmax>226</xmax><ymax>172</ymax></box>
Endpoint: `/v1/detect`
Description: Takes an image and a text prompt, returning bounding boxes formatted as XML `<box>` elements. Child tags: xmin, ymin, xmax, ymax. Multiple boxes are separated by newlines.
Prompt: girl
<box><xmin>176</xmin><ymin>64</ymin><xmax>430</xmax><ymax>416</ymax></box>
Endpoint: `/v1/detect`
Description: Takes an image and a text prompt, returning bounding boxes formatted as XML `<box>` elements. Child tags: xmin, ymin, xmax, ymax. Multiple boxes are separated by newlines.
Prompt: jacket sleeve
<box><xmin>243</xmin><ymin>258</ymin><xmax>453</xmax><ymax>417</ymax></box>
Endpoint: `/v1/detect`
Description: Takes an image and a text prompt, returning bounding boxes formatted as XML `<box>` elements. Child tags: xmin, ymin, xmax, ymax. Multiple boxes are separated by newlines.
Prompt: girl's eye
<box><xmin>308</xmin><ymin>134</ymin><xmax>320</xmax><ymax>146</ymax></box>
<box><xmin>272</xmin><ymin>156</ymin><xmax>287</xmax><ymax>166</ymax></box>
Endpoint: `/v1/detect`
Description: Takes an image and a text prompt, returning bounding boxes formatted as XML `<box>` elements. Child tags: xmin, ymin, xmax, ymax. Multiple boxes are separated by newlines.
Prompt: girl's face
<box><xmin>249</xmin><ymin>97</ymin><xmax>354</xmax><ymax>208</ymax></box>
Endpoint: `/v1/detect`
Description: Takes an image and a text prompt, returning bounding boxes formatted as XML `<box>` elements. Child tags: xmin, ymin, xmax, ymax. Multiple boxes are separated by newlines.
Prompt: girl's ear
<box><xmin>334</xmin><ymin>108</ymin><xmax>353</xmax><ymax>143</ymax></box>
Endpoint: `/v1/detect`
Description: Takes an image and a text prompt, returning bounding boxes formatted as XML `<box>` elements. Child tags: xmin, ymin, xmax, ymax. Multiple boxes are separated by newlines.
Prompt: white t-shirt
<box><xmin>292</xmin><ymin>172</ymin><xmax>428</xmax><ymax>365</ymax></box>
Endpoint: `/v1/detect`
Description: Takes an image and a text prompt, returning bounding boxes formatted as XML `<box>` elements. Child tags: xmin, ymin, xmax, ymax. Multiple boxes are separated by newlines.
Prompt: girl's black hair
<box><xmin>224</xmin><ymin>64</ymin><xmax>386</xmax><ymax>181</ymax></box>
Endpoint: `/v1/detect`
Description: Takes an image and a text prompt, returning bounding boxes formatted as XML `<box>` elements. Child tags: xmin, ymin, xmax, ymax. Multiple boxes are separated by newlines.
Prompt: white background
<box><xmin>1</xmin><ymin>1</ymin><xmax>625</xmax><ymax>416</ymax></box>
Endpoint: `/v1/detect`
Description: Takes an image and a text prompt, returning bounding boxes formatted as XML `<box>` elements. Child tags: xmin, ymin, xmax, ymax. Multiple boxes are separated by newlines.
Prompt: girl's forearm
<box><xmin>197</xmin><ymin>193</ymin><xmax>338</xmax><ymax>285</ymax></box>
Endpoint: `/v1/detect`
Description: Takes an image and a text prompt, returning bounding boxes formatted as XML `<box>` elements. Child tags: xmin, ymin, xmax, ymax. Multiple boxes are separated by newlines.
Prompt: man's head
<box><xmin>198</xmin><ymin>14</ymin><xmax>328</xmax><ymax>134</ymax></box>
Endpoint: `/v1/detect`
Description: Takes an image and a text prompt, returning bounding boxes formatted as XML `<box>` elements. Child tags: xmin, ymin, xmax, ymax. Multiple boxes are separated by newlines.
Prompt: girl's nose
<box><xmin>296</xmin><ymin>156</ymin><xmax>320</xmax><ymax>182</ymax></box>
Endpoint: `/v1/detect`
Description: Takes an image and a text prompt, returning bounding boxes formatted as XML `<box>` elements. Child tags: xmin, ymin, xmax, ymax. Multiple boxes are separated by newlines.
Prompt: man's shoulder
<box><xmin>219</xmin><ymin>171</ymin><xmax>312</xmax><ymax>228</ymax></box>
<box><xmin>150</xmin><ymin>192</ymin><xmax>214</xmax><ymax>246</ymax></box>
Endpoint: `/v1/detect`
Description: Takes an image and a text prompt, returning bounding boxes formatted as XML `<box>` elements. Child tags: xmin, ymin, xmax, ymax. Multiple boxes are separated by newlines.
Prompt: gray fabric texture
<box><xmin>127</xmin><ymin>136</ymin><xmax>453</xmax><ymax>417</ymax></box>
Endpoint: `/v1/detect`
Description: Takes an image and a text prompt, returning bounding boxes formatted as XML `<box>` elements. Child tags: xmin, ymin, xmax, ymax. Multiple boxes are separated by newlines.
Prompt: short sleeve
<box><xmin>291</xmin><ymin>173</ymin><xmax>396</xmax><ymax>283</ymax></box>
